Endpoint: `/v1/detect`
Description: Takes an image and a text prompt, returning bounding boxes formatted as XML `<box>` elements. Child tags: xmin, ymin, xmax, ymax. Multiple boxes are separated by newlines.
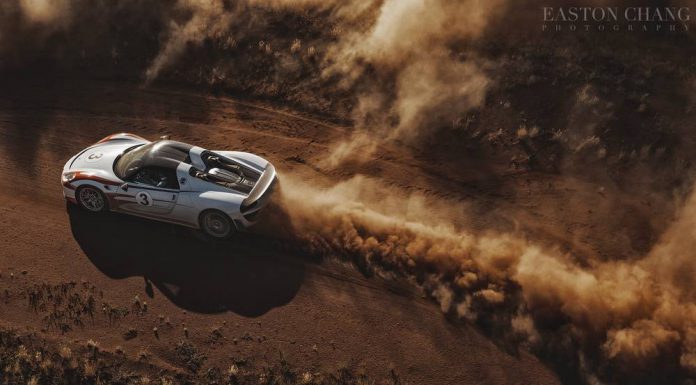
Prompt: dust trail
<box><xmin>136</xmin><ymin>0</ymin><xmax>501</xmax><ymax>165</ymax></box>
<box><xmin>277</xmin><ymin>173</ymin><xmax>696</xmax><ymax>381</ymax></box>
<box><xmin>320</xmin><ymin>0</ymin><xmax>501</xmax><ymax>165</ymax></box>
<box><xmin>144</xmin><ymin>0</ymin><xmax>234</xmax><ymax>83</ymax></box>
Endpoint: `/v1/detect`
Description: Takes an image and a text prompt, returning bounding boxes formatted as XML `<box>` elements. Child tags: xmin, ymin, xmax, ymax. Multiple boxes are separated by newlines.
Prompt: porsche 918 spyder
<box><xmin>62</xmin><ymin>133</ymin><xmax>277</xmax><ymax>239</ymax></box>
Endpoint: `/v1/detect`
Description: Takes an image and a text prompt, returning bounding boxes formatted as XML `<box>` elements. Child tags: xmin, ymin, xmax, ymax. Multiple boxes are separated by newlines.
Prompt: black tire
<box><xmin>76</xmin><ymin>186</ymin><xmax>109</xmax><ymax>213</ymax></box>
<box><xmin>199</xmin><ymin>210</ymin><xmax>235</xmax><ymax>239</ymax></box>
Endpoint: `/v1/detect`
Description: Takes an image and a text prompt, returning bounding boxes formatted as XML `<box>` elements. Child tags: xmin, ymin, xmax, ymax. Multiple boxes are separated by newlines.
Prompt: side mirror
<box><xmin>120</xmin><ymin>183</ymin><xmax>129</xmax><ymax>191</ymax></box>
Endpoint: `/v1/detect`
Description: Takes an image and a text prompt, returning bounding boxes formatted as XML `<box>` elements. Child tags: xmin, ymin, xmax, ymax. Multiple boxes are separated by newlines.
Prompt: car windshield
<box><xmin>113</xmin><ymin>142</ymin><xmax>154</xmax><ymax>179</ymax></box>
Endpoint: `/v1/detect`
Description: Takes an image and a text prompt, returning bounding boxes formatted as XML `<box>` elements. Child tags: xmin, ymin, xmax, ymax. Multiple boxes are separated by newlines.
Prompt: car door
<box><xmin>115</xmin><ymin>166</ymin><xmax>179</xmax><ymax>217</ymax></box>
<box><xmin>165</xmin><ymin>163</ymin><xmax>199</xmax><ymax>227</ymax></box>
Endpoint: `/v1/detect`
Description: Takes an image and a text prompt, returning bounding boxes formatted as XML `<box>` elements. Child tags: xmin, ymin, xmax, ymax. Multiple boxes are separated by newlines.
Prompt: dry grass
<box><xmin>123</xmin><ymin>327</ymin><xmax>138</xmax><ymax>340</ymax></box>
<box><xmin>174</xmin><ymin>340</ymin><xmax>207</xmax><ymax>373</ymax></box>
<box><xmin>206</xmin><ymin>326</ymin><xmax>224</xmax><ymax>345</ymax></box>
<box><xmin>0</xmin><ymin>327</ymin><xmax>401</xmax><ymax>385</ymax></box>
<box><xmin>26</xmin><ymin>283</ymin><xmax>97</xmax><ymax>334</ymax></box>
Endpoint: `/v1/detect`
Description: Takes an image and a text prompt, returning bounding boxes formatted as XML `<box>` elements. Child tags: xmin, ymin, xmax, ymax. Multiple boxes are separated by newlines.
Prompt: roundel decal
<box><xmin>135</xmin><ymin>191</ymin><xmax>153</xmax><ymax>206</ymax></box>
<box><xmin>85</xmin><ymin>152</ymin><xmax>103</xmax><ymax>162</ymax></box>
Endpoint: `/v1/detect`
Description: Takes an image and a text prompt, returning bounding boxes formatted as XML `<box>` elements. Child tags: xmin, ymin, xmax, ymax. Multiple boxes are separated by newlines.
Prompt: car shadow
<box><xmin>66</xmin><ymin>203</ymin><xmax>305</xmax><ymax>318</ymax></box>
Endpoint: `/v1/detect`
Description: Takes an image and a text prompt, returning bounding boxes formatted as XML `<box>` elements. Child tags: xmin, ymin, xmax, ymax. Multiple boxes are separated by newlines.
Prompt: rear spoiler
<box><xmin>241</xmin><ymin>163</ymin><xmax>276</xmax><ymax>211</ymax></box>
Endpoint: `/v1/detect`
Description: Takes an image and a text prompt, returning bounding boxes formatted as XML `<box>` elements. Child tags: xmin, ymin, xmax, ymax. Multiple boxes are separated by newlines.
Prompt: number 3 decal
<box><xmin>136</xmin><ymin>191</ymin><xmax>153</xmax><ymax>206</ymax></box>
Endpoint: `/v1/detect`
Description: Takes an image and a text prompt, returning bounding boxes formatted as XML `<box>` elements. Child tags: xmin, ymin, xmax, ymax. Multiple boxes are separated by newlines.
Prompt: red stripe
<box><xmin>96</xmin><ymin>134</ymin><xmax>120</xmax><ymax>144</ymax></box>
<box><xmin>72</xmin><ymin>172</ymin><xmax>122</xmax><ymax>186</ymax></box>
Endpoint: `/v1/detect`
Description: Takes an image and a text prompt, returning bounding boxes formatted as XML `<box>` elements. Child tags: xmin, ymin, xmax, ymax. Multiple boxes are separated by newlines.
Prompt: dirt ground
<box><xmin>0</xmin><ymin>79</ymin><xmax>562</xmax><ymax>384</ymax></box>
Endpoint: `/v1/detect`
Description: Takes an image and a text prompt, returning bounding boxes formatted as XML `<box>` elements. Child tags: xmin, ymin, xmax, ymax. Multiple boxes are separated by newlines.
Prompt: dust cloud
<box><xmin>140</xmin><ymin>0</ymin><xmax>498</xmax><ymax>164</ymax></box>
<box><xmin>277</xmin><ymin>173</ymin><xmax>696</xmax><ymax>381</ymax></box>
<box><xmin>144</xmin><ymin>0</ymin><xmax>234</xmax><ymax>83</ymax></box>
<box><xmin>17</xmin><ymin>0</ymin><xmax>70</xmax><ymax>24</ymax></box>
<box><xmin>9</xmin><ymin>0</ymin><xmax>497</xmax><ymax>164</ymax></box>
<box><xmin>320</xmin><ymin>0</ymin><xmax>500</xmax><ymax>164</ymax></box>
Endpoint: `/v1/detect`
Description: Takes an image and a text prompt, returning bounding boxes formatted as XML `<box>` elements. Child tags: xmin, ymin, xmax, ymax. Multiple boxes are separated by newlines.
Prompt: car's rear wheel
<box><xmin>76</xmin><ymin>186</ymin><xmax>108</xmax><ymax>212</ymax></box>
<box><xmin>199</xmin><ymin>210</ymin><xmax>234</xmax><ymax>239</ymax></box>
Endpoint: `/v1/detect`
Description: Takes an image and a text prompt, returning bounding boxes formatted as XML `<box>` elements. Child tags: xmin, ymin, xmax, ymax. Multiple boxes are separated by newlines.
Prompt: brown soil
<box><xmin>0</xmin><ymin>79</ymin><xmax>560</xmax><ymax>385</ymax></box>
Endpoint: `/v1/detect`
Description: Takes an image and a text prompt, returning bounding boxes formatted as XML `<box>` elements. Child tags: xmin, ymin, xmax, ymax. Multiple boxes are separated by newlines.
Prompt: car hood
<box><xmin>66</xmin><ymin>141</ymin><xmax>140</xmax><ymax>176</ymax></box>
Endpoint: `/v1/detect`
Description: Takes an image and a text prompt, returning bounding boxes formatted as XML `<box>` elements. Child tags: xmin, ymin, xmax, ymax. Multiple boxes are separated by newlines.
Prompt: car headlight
<box><xmin>62</xmin><ymin>172</ymin><xmax>77</xmax><ymax>183</ymax></box>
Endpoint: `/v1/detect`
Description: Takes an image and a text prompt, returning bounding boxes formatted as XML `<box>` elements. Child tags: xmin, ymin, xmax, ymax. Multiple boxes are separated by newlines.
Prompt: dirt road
<box><xmin>0</xmin><ymin>80</ymin><xmax>559</xmax><ymax>384</ymax></box>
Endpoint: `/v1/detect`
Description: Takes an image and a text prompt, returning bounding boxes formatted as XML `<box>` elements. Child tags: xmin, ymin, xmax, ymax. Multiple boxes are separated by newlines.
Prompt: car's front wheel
<box><xmin>76</xmin><ymin>186</ymin><xmax>108</xmax><ymax>212</ymax></box>
<box><xmin>199</xmin><ymin>210</ymin><xmax>235</xmax><ymax>239</ymax></box>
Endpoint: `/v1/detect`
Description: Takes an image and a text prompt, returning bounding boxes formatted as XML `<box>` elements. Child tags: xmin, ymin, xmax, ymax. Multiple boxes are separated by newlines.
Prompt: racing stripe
<box><xmin>71</xmin><ymin>172</ymin><xmax>122</xmax><ymax>186</ymax></box>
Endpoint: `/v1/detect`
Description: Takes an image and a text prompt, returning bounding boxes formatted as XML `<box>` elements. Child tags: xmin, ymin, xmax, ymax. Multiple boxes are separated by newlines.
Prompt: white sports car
<box><xmin>62</xmin><ymin>133</ymin><xmax>277</xmax><ymax>239</ymax></box>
